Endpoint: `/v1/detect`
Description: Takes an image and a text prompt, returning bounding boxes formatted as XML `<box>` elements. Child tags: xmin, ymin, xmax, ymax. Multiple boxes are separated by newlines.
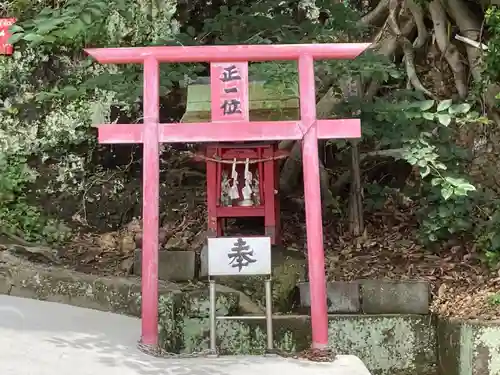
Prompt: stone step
<box><xmin>166</xmin><ymin>313</ymin><xmax>435</xmax><ymax>375</ymax></box>
<box><xmin>298</xmin><ymin>280</ymin><xmax>430</xmax><ymax>314</ymax></box>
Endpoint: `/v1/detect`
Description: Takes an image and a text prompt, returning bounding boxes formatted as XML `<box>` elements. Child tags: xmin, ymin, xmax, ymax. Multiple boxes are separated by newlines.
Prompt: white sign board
<box><xmin>207</xmin><ymin>237</ymin><xmax>271</xmax><ymax>276</ymax></box>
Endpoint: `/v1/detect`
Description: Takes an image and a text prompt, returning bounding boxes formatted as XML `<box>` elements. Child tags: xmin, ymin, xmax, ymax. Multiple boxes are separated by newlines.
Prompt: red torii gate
<box><xmin>85</xmin><ymin>43</ymin><xmax>369</xmax><ymax>350</ymax></box>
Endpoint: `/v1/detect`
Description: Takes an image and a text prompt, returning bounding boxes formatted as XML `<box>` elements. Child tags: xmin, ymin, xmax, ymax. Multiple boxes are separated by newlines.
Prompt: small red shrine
<box><xmin>183</xmin><ymin>74</ymin><xmax>299</xmax><ymax>244</ymax></box>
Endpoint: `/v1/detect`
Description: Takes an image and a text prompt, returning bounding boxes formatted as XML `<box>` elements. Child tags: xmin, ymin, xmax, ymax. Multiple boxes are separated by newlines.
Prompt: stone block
<box><xmin>134</xmin><ymin>249</ymin><xmax>195</xmax><ymax>281</ymax></box>
<box><xmin>360</xmin><ymin>280</ymin><xmax>429</xmax><ymax>314</ymax></box>
<box><xmin>437</xmin><ymin>317</ymin><xmax>500</xmax><ymax>375</ymax></box>
<box><xmin>329</xmin><ymin>314</ymin><xmax>436</xmax><ymax>375</ymax></box>
<box><xmin>199</xmin><ymin>244</ymin><xmax>209</xmax><ymax>277</ymax></box>
<box><xmin>168</xmin><ymin>314</ymin><xmax>435</xmax><ymax>375</ymax></box>
<box><xmin>298</xmin><ymin>281</ymin><xmax>360</xmax><ymax>313</ymax></box>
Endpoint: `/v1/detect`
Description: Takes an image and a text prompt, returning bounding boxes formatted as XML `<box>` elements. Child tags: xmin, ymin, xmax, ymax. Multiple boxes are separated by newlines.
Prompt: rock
<box><xmin>134</xmin><ymin>249</ymin><xmax>195</xmax><ymax>281</ymax></box>
<box><xmin>118</xmin><ymin>234</ymin><xmax>136</xmax><ymax>254</ymax></box>
<box><xmin>125</xmin><ymin>217</ymin><xmax>141</xmax><ymax>234</ymax></box>
<box><xmin>165</xmin><ymin>235</ymin><xmax>189</xmax><ymax>250</ymax></box>
<box><xmin>97</xmin><ymin>232</ymin><xmax>118</xmax><ymax>250</ymax></box>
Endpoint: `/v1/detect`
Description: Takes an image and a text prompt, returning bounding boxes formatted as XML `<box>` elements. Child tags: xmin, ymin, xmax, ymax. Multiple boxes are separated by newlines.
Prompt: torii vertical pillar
<box><xmin>85</xmin><ymin>43</ymin><xmax>370</xmax><ymax>349</ymax></box>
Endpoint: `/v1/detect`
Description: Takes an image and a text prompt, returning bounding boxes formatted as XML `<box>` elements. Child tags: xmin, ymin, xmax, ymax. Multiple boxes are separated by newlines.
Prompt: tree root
<box><xmin>428</xmin><ymin>0</ymin><xmax>468</xmax><ymax>99</ymax></box>
<box><xmin>360</xmin><ymin>0</ymin><xmax>389</xmax><ymax>26</ymax></box>
<box><xmin>385</xmin><ymin>0</ymin><xmax>435</xmax><ymax>98</ymax></box>
<box><xmin>400</xmin><ymin>37</ymin><xmax>436</xmax><ymax>98</ymax></box>
<box><xmin>366</xmin><ymin>18</ymin><xmax>416</xmax><ymax>100</ymax></box>
<box><xmin>407</xmin><ymin>0</ymin><xmax>428</xmax><ymax>49</ymax></box>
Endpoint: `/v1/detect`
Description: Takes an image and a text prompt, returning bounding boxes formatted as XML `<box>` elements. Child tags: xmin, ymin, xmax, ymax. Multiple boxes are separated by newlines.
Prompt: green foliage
<box><xmin>0</xmin><ymin>0</ymin><xmax>498</xmax><ymax>267</ymax></box>
<box><xmin>0</xmin><ymin>0</ymin><xmax>185</xmax><ymax>242</ymax></box>
<box><xmin>488</xmin><ymin>293</ymin><xmax>500</xmax><ymax>306</ymax></box>
<box><xmin>485</xmin><ymin>7</ymin><xmax>500</xmax><ymax>82</ymax></box>
<box><xmin>357</xmin><ymin>95</ymin><xmax>487</xmax><ymax>246</ymax></box>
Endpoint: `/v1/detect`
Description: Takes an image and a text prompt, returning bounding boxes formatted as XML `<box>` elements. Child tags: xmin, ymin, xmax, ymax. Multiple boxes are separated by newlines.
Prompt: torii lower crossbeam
<box><xmin>86</xmin><ymin>43</ymin><xmax>369</xmax><ymax>350</ymax></box>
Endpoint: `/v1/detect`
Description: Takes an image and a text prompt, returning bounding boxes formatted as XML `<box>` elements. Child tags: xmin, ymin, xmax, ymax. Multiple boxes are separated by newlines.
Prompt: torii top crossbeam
<box><xmin>86</xmin><ymin>43</ymin><xmax>370</xmax><ymax>64</ymax></box>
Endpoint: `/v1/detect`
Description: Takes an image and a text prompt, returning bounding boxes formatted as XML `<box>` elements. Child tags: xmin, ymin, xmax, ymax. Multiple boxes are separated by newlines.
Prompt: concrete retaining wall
<box><xmin>0</xmin><ymin>254</ymin><xmax>496</xmax><ymax>375</ymax></box>
<box><xmin>437</xmin><ymin>318</ymin><xmax>500</xmax><ymax>375</ymax></box>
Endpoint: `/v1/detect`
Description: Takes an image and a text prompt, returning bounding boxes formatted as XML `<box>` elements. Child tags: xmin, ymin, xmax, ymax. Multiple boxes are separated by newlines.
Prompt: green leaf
<box><xmin>438</xmin><ymin>113</ymin><xmax>452</xmax><ymax>126</ymax></box>
<box><xmin>431</xmin><ymin>178</ymin><xmax>442</xmax><ymax>186</ymax></box>
<box><xmin>23</xmin><ymin>34</ymin><xmax>45</xmax><ymax>45</ymax></box>
<box><xmin>80</xmin><ymin>12</ymin><xmax>92</xmax><ymax>24</ymax></box>
<box><xmin>87</xmin><ymin>6</ymin><xmax>105</xmax><ymax>17</ymax></box>
<box><xmin>454</xmin><ymin>187</ymin><xmax>468</xmax><ymax>196</ymax></box>
<box><xmin>35</xmin><ymin>18</ymin><xmax>65</xmax><ymax>34</ymax></box>
<box><xmin>458</xmin><ymin>183</ymin><xmax>476</xmax><ymax>192</ymax></box>
<box><xmin>406</xmin><ymin>156</ymin><xmax>417</xmax><ymax>165</ymax></box>
<box><xmin>419</xmin><ymin>100</ymin><xmax>435</xmax><ymax>111</ymax></box>
<box><xmin>420</xmin><ymin>165</ymin><xmax>430</xmax><ymax>178</ymax></box>
<box><xmin>449</xmin><ymin>103</ymin><xmax>472</xmax><ymax>115</ymax></box>
<box><xmin>437</xmin><ymin>99</ymin><xmax>452</xmax><ymax>112</ymax></box>
<box><xmin>8</xmin><ymin>33</ymin><xmax>24</xmax><ymax>44</ymax></box>
<box><xmin>22</xmin><ymin>33</ymin><xmax>41</xmax><ymax>41</ymax></box>
<box><xmin>441</xmin><ymin>186</ymin><xmax>454</xmax><ymax>200</ymax></box>
<box><xmin>8</xmin><ymin>24</ymin><xmax>24</xmax><ymax>33</ymax></box>
<box><xmin>423</xmin><ymin>112</ymin><xmax>434</xmax><ymax>120</ymax></box>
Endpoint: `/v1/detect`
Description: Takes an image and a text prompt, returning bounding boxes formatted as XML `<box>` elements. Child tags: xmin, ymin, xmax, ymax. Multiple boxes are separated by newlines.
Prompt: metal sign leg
<box><xmin>265</xmin><ymin>278</ymin><xmax>273</xmax><ymax>350</ymax></box>
<box><xmin>209</xmin><ymin>279</ymin><xmax>217</xmax><ymax>353</ymax></box>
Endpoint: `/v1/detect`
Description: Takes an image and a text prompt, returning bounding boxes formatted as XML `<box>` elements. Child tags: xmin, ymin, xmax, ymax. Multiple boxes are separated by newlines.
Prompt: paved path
<box><xmin>0</xmin><ymin>295</ymin><xmax>371</xmax><ymax>375</ymax></box>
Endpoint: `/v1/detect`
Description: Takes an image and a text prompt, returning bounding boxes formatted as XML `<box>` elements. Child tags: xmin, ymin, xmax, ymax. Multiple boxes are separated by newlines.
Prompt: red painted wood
<box><xmin>206</xmin><ymin>146</ymin><xmax>218</xmax><ymax>237</ymax></box>
<box><xmin>210</xmin><ymin>62</ymin><xmax>249</xmax><ymax>122</ymax></box>
<box><xmin>217</xmin><ymin>206</ymin><xmax>265</xmax><ymax>217</ymax></box>
<box><xmin>298</xmin><ymin>54</ymin><xmax>329</xmax><ymax>349</ymax></box>
<box><xmin>140</xmin><ymin>57</ymin><xmax>160</xmax><ymax>345</ymax></box>
<box><xmin>0</xmin><ymin>18</ymin><xmax>16</xmax><ymax>55</ymax></box>
<box><xmin>317</xmin><ymin>119</ymin><xmax>361</xmax><ymax>139</ymax></box>
<box><xmin>96</xmin><ymin>119</ymin><xmax>360</xmax><ymax>144</ymax></box>
<box><xmin>86</xmin><ymin>42</ymin><xmax>369</xmax><ymax>349</ymax></box>
<box><xmin>98</xmin><ymin>124</ymin><xmax>143</xmax><ymax>143</ymax></box>
<box><xmin>85</xmin><ymin>43</ymin><xmax>370</xmax><ymax>64</ymax></box>
<box><xmin>161</xmin><ymin>121</ymin><xmax>304</xmax><ymax>142</ymax></box>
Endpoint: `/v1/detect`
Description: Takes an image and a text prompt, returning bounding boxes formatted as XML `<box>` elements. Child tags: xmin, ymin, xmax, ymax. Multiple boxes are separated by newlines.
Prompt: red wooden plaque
<box><xmin>210</xmin><ymin>62</ymin><xmax>249</xmax><ymax>122</ymax></box>
<box><xmin>0</xmin><ymin>18</ymin><xmax>16</xmax><ymax>55</ymax></box>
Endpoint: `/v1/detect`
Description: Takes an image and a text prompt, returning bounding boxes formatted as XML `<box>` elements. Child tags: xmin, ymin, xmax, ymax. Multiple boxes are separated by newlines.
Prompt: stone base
<box><xmin>133</xmin><ymin>248</ymin><xmax>195</xmax><ymax>281</ymax></box>
<box><xmin>298</xmin><ymin>281</ymin><xmax>360</xmax><ymax>313</ymax></box>
<box><xmin>298</xmin><ymin>280</ymin><xmax>430</xmax><ymax>314</ymax></box>
<box><xmin>437</xmin><ymin>318</ymin><xmax>500</xmax><ymax>375</ymax></box>
<box><xmin>173</xmin><ymin>314</ymin><xmax>435</xmax><ymax>375</ymax></box>
<box><xmin>360</xmin><ymin>280</ymin><xmax>429</xmax><ymax>314</ymax></box>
